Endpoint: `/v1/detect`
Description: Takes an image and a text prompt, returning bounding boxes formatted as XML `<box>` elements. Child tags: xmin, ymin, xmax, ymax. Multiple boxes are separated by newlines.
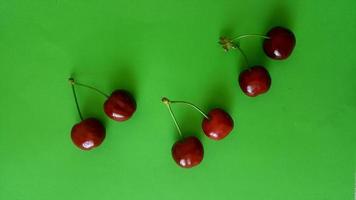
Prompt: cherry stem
<box><xmin>169</xmin><ymin>100</ymin><xmax>209</xmax><ymax>120</ymax></box>
<box><xmin>231</xmin><ymin>34</ymin><xmax>270</xmax><ymax>41</ymax></box>
<box><xmin>69</xmin><ymin>78</ymin><xmax>109</xmax><ymax>98</ymax></box>
<box><xmin>69</xmin><ymin>78</ymin><xmax>83</xmax><ymax>120</ymax></box>
<box><xmin>162</xmin><ymin>97</ymin><xmax>183</xmax><ymax>138</ymax></box>
<box><xmin>235</xmin><ymin>45</ymin><xmax>249</xmax><ymax>67</ymax></box>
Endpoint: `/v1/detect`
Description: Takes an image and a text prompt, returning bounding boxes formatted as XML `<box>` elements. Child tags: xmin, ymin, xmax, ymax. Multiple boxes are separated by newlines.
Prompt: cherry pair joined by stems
<box><xmin>219</xmin><ymin>26</ymin><xmax>296</xmax><ymax>97</ymax></box>
<box><xmin>69</xmin><ymin>78</ymin><xmax>136</xmax><ymax>151</ymax></box>
<box><xmin>162</xmin><ymin>97</ymin><xmax>234</xmax><ymax>168</ymax></box>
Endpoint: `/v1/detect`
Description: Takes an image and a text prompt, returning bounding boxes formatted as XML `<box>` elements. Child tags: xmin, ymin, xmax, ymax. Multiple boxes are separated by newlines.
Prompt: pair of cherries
<box><xmin>162</xmin><ymin>97</ymin><xmax>234</xmax><ymax>168</ymax></box>
<box><xmin>220</xmin><ymin>26</ymin><xmax>296</xmax><ymax>97</ymax></box>
<box><xmin>69</xmin><ymin>78</ymin><xmax>136</xmax><ymax>150</ymax></box>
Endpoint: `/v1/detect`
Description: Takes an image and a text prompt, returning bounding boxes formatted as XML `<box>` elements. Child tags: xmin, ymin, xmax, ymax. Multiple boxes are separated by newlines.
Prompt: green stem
<box><xmin>162</xmin><ymin>97</ymin><xmax>183</xmax><ymax>138</ymax></box>
<box><xmin>70</xmin><ymin>79</ymin><xmax>109</xmax><ymax>98</ymax></box>
<box><xmin>170</xmin><ymin>100</ymin><xmax>209</xmax><ymax>119</ymax></box>
<box><xmin>230</xmin><ymin>34</ymin><xmax>268</xmax><ymax>67</ymax></box>
<box><xmin>231</xmin><ymin>34</ymin><xmax>270</xmax><ymax>41</ymax></box>
<box><xmin>234</xmin><ymin>45</ymin><xmax>249</xmax><ymax>67</ymax></box>
<box><xmin>69</xmin><ymin>78</ymin><xmax>83</xmax><ymax>120</ymax></box>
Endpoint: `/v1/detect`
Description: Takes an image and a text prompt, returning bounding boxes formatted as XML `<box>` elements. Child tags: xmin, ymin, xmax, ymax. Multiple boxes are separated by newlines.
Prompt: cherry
<box><xmin>171</xmin><ymin>136</ymin><xmax>204</xmax><ymax>168</ymax></box>
<box><xmin>69</xmin><ymin>78</ymin><xmax>136</xmax><ymax>122</ymax></box>
<box><xmin>219</xmin><ymin>35</ymin><xmax>272</xmax><ymax>97</ymax></box>
<box><xmin>104</xmin><ymin>90</ymin><xmax>136</xmax><ymax>122</ymax></box>
<box><xmin>162</xmin><ymin>97</ymin><xmax>204</xmax><ymax>168</ymax></box>
<box><xmin>238</xmin><ymin>66</ymin><xmax>271</xmax><ymax>97</ymax></box>
<box><xmin>69</xmin><ymin>79</ymin><xmax>106</xmax><ymax>151</ymax></box>
<box><xmin>202</xmin><ymin>108</ymin><xmax>234</xmax><ymax>140</ymax></box>
<box><xmin>71</xmin><ymin>118</ymin><xmax>105</xmax><ymax>150</ymax></box>
<box><xmin>162</xmin><ymin>97</ymin><xmax>234</xmax><ymax>141</ymax></box>
<box><xmin>263</xmin><ymin>26</ymin><xmax>296</xmax><ymax>60</ymax></box>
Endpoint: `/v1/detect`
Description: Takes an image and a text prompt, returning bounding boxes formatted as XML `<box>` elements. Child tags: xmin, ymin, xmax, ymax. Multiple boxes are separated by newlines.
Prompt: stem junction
<box><xmin>162</xmin><ymin>97</ymin><xmax>183</xmax><ymax>138</ymax></box>
<box><xmin>161</xmin><ymin>97</ymin><xmax>210</xmax><ymax>137</ymax></box>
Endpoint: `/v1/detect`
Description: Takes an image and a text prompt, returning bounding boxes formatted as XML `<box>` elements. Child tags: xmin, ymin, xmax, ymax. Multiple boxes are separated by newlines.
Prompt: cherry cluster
<box><xmin>220</xmin><ymin>26</ymin><xmax>296</xmax><ymax>96</ymax></box>
<box><xmin>161</xmin><ymin>97</ymin><xmax>233</xmax><ymax>168</ymax></box>
<box><xmin>69</xmin><ymin>78</ymin><xmax>136</xmax><ymax>150</ymax></box>
<box><xmin>68</xmin><ymin>26</ymin><xmax>296</xmax><ymax>169</ymax></box>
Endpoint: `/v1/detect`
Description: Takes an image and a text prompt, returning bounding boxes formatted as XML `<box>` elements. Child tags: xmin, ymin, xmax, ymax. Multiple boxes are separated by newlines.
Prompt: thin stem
<box><xmin>231</xmin><ymin>34</ymin><xmax>270</xmax><ymax>41</ymax></box>
<box><xmin>70</xmin><ymin>79</ymin><xmax>109</xmax><ymax>98</ymax></box>
<box><xmin>162</xmin><ymin>97</ymin><xmax>183</xmax><ymax>138</ymax></box>
<box><xmin>69</xmin><ymin>78</ymin><xmax>83</xmax><ymax>120</ymax></box>
<box><xmin>170</xmin><ymin>100</ymin><xmax>209</xmax><ymax>120</ymax></box>
<box><xmin>235</xmin><ymin>45</ymin><xmax>249</xmax><ymax>67</ymax></box>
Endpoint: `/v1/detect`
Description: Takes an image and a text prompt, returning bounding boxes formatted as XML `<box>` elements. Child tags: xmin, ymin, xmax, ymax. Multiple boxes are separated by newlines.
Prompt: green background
<box><xmin>0</xmin><ymin>0</ymin><xmax>355</xmax><ymax>199</ymax></box>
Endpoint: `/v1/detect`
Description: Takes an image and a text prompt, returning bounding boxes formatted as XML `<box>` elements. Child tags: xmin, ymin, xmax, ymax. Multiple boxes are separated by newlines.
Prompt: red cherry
<box><xmin>162</xmin><ymin>98</ymin><xmax>205</xmax><ymax>168</ymax></box>
<box><xmin>104</xmin><ymin>90</ymin><xmax>136</xmax><ymax>122</ymax></box>
<box><xmin>202</xmin><ymin>108</ymin><xmax>234</xmax><ymax>140</ymax></box>
<box><xmin>71</xmin><ymin>118</ymin><xmax>106</xmax><ymax>150</ymax></box>
<box><xmin>172</xmin><ymin>136</ymin><xmax>204</xmax><ymax>168</ymax></box>
<box><xmin>263</xmin><ymin>26</ymin><xmax>296</xmax><ymax>60</ymax></box>
<box><xmin>239</xmin><ymin>66</ymin><xmax>271</xmax><ymax>97</ymax></box>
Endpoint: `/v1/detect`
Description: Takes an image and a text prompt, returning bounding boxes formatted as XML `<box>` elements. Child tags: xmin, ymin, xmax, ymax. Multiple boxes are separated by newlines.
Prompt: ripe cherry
<box><xmin>69</xmin><ymin>78</ymin><xmax>136</xmax><ymax>122</ymax></box>
<box><xmin>104</xmin><ymin>90</ymin><xmax>136</xmax><ymax>122</ymax></box>
<box><xmin>263</xmin><ymin>26</ymin><xmax>296</xmax><ymax>60</ymax></box>
<box><xmin>219</xmin><ymin>35</ymin><xmax>272</xmax><ymax>97</ymax></box>
<box><xmin>162</xmin><ymin>97</ymin><xmax>204</xmax><ymax>168</ymax></box>
<box><xmin>69</xmin><ymin>79</ymin><xmax>106</xmax><ymax>151</ymax></box>
<box><xmin>171</xmin><ymin>136</ymin><xmax>204</xmax><ymax>168</ymax></box>
<box><xmin>238</xmin><ymin>66</ymin><xmax>271</xmax><ymax>97</ymax></box>
<box><xmin>71</xmin><ymin>118</ymin><xmax>105</xmax><ymax>150</ymax></box>
<box><xmin>202</xmin><ymin>108</ymin><xmax>234</xmax><ymax>140</ymax></box>
<box><xmin>162</xmin><ymin>98</ymin><xmax>234</xmax><ymax>141</ymax></box>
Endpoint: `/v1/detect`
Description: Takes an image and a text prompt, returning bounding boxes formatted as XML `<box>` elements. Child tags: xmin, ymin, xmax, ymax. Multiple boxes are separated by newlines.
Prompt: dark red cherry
<box><xmin>202</xmin><ymin>108</ymin><xmax>234</xmax><ymax>140</ymax></box>
<box><xmin>171</xmin><ymin>136</ymin><xmax>204</xmax><ymax>168</ymax></box>
<box><xmin>71</xmin><ymin>118</ymin><xmax>106</xmax><ymax>150</ymax></box>
<box><xmin>104</xmin><ymin>90</ymin><xmax>136</xmax><ymax>122</ymax></box>
<box><xmin>263</xmin><ymin>26</ymin><xmax>296</xmax><ymax>60</ymax></box>
<box><xmin>239</xmin><ymin>66</ymin><xmax>271</xmax><ymax>97</ymax></box>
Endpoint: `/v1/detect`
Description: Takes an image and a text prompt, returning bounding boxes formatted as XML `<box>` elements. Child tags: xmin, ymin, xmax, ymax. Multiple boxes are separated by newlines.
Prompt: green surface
<box><xmin>0</xmin><ymin>0</ymin><xmax>355</xmax><ymax>199</ymax></box>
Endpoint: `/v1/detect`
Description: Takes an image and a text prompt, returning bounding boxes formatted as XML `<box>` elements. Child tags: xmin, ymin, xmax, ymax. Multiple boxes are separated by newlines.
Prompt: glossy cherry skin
<box><xmin>263</xmin><ymin>26</ymin><xmax>296</xmax><ymax>60</ymax></box>
<box><xmin>104</xmin><ymin>90</ymin><xmax>136</xmax><ymax>122</ymax></box>
<box><xmin>202</xmin><ymin>108</ymin><xmax>234</xmax><ymax>140</ymax></box>
<box><xmin>171</xmin><ymin>136</ymin><xmax>204</xmax><ymax>168</ymax></box>
<box><xmin>71</xmin><ymin>118</ymin><xmax>106</xmax><ymax>150</ymax></box>
<box><xmin>239</xmin><ymin>66</ymin><xmax>271</xmax><ymax>97</ymax></box>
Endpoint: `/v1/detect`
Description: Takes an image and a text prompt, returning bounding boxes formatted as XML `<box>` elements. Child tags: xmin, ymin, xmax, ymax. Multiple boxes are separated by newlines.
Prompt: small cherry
<box><xmin>69</xmin><ymin>78</ymin><xmax>105</xmax><ymax>150</ymax></box>
<box><xmin>263</xmin><ymin>26</ymin><xmax>296</xmax><ymax>60</ymax></box>
<box><xmin>69</xmin><ymin>79</ymin><xmax>136</xmax><ymax>122</ymax></box>
<box><xmin>219</xmin><ymin>35</ymin><xmax>272</xmax><ymax>97</ymax></box>
<box><xmin>171</xmin><ymin>136</ymin><xmax>204</xmax><ymax>168</ymax></box>
<box><xmin>162</xmin><ymin>97</ymin><xmax>204</xmax><ymax>168</ymax></box>
<box><xmin>239</xmin><ymin>66</ymin><xmax>271</xmax><ymax>97</ymax></box>
<box><xmin>202</xmin><ymin>108</ymin><xmax>234</xmax><ymax>140</ymax></box>
<box><xmin>71</xmin><ymin>118</ymin><xmax>106</xmax><ymax>150</ymax></box>
<box><xmin>163</xmin><ymin>98</ymin><xmax>234</xmax><ymax>141</ymax></box>
<box><xmin>104</xmin><ymin>90</ymin><xmax>136</xmax><ymax>122</ymax></box>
